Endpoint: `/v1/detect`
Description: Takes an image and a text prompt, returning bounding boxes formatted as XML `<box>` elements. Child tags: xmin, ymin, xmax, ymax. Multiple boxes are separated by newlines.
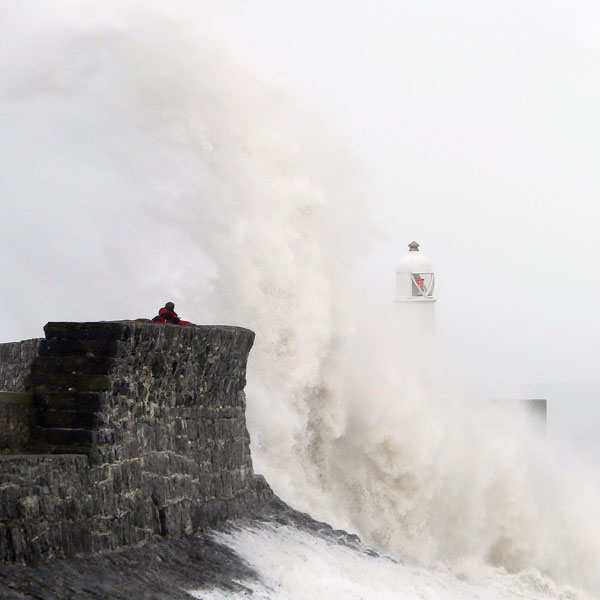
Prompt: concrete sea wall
<box><xmin>0</xmin><ymin>322</ymin><xmax>272</xmax><ymax>562</ymax></box>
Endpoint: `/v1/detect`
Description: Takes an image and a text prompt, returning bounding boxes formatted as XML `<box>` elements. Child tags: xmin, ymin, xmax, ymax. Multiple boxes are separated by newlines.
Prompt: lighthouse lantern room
<box><xmin>395</xmin><ymin>241</ymin><xmax>437</xmax><ymax>302</ymax></box>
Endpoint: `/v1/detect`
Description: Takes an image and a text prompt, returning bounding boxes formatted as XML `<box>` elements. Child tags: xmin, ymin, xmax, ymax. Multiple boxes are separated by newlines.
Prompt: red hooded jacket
<box><xmin>152</xmin><ymin>307</ymin><xmax>191</xmax><ymax>325</ymax></box>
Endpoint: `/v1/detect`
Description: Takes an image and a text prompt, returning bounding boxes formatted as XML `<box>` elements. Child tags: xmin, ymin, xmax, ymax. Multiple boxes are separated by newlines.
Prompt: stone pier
<box><xmin>0</xmin><ymin>321</ymin><xmax>272</xmax><ymax>562</ymax></box>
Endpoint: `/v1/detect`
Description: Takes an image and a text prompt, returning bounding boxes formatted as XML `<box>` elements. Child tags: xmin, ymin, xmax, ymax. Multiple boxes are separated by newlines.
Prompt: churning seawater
<box><xmin>189</xmin><ymin>523</ymin><xmax>584</xmax><ymax>600</ymax></box>
<box><xmin>3</xmin><ymin>2</ymin><xmax>600</xmax><ymax>598</ymax></box>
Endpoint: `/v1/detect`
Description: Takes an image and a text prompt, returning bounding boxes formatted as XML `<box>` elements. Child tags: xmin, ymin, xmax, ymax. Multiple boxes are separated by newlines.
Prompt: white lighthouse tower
<box><xmin>394</xmin><ymin>241</ymin><xmax>437</xmax><ymax>371</ymax></box>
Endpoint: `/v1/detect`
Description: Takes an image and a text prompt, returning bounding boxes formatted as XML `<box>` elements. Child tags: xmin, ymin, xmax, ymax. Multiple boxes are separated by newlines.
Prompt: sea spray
<box><xmin>191</xmin><ymin>523</ymin><xmax>589</xmax><ymax>600</ymax></box>
<box><xmin>2</xmin><ymin>2</ymin><xmax>600</xmax><ymax>594</ymax></box>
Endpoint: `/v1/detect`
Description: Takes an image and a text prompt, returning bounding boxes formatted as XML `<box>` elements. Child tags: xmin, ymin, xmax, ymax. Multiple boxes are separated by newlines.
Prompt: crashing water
<box><xmin>3</xmin><ymin>2</ymin><xmax>600</xmax><ymax>597</ymax></box>
<box><xmin>190</xmin><ymin>523</ymin><xmax>585</xmax><ymax>600</ymax></box>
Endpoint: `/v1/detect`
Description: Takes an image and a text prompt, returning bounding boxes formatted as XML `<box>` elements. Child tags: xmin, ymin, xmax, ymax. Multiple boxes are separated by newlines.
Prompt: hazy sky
<box><xmin>3</xmin><ymin>1</ymin><xmax>600</xmax><ymax>454</ymax></box>
<box><xmin>208</xmin><ymin>2</ymin><xmax>600</xmax><ymax>453</ymax></box>
<box><xmin>209</xmin><ymin>2</ymin><xmax>600</xmax><ymax>384</ymax></box>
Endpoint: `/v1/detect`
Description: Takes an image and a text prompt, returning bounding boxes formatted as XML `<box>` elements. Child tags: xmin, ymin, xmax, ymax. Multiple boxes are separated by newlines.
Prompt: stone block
<box><xmin>0</xmin><ymin>484</ymin><xmax>20</xmax><ymax>520</ymax></box>
<box><xmin>159</xmin><ymin>500</ymin><xmax>192</xmax><ymax>536</ymax></box>
<box><xmin>91</xmin><ymin>532</ymin><xmax>112</xmax><ymax>553</ymax></box>
<box><xmin>8</xmin><ymin>526</ymin><xmax>28</xmax><ymax>561</ymax></box>
<box><xmin>191</xmin><ymin>499</ymin><xmax>227</xmax><ymax>530</ymax></box>
<box><xmin>16</xmin><ymin>495</ymin><xmax>40</xmax><ymax>520</ymax></box>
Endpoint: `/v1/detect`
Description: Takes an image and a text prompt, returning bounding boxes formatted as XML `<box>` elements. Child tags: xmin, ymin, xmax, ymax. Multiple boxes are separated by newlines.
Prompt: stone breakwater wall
<box><xmin>0</xmin><ymin>322</ymin><xmax>272</xmax><ymax>562</ymax></box>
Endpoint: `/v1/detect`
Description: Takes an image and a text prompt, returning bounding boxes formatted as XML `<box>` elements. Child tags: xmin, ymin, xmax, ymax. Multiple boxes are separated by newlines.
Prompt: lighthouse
<box><xmin>395</xmin><ymin>241</ymin><xmax>436</xmax><ymax>303</ymax></box>
<box><xmin>394</xmin><ymin>241</ymin><xmax>437</xmax><ymax>371</ymax></box>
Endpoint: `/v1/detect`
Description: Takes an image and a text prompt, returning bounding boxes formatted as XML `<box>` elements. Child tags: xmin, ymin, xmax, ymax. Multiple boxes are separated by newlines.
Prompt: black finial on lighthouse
<box><xmin>408</xmin><ymin>241</ymin><xmax>420</xmax><ymax>252</ymax></box>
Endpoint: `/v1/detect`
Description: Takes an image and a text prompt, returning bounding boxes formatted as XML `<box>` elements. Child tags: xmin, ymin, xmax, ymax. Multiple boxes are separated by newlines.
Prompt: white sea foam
<box><xmin>3</xmin><ymin>2</ymin><xmax>600</xmax><ymax>596</ymax></box>
<box><xmin>189</xmin><ymin>524</ymin><xmax>588</xmax><ymax>600</ymax></box>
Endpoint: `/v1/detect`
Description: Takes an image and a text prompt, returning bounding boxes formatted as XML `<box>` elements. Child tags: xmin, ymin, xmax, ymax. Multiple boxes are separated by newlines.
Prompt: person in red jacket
<box><xmin>152</xmin><ymin>302</ymin><xmax>191</xmax><ymax>325</ymax></box>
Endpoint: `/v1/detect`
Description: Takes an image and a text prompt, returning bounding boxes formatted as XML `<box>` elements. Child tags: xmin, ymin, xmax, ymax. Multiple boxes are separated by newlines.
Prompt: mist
<box><xmin>3</xmin><ymin>1</ymin><xmax>600</xmax><ymax>596</ymax></box>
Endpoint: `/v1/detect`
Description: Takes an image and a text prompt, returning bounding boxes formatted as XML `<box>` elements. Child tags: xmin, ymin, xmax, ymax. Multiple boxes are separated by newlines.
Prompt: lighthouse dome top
<box><xmin>397</xmin><ymin>241</ymin><xmax>434</xmax><ymax>274</ymax></box>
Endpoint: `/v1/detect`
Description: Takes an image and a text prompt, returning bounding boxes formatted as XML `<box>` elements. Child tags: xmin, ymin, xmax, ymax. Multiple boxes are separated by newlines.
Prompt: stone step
<box><xmin>24</xmin><ymin>444</ymin><xmax>91</xmax><ymax>456</ymax></box>
<box><xmin>44</xmin><ymin>322</ymin><xmax>129</xmax><ymax>341</ymax></box>
<box><xmin>0</xmin><ymin>392</ymin><xmax>34</xmax><ymax>404</ymax></box>
<box><xmin>34</xmin><ymin>427</ymin><xmax>94</xmax><ymax>449</ymax></box>
<box><xmin>28</xmin><ymin>373</ymin><xmax>111</xmax><ymax>393</ymax></box>
<box><xmin>29</xmin><ymin>354</ymin><xmax>114</xmax><ymax>376</ymax></box>
<box><xmin>38</xmin><ymin>338</ymin><xmax>120</xmax><ymax>357</ymax></box>
<box><xmin>37</xmin><ymin>409</ymin><xmax>98</xmax><ymax>429</ymax></box>
<box><xmin>35</xmin><ymin>391</ymin><xmax>104</xmax><ymax>412</ymax></box>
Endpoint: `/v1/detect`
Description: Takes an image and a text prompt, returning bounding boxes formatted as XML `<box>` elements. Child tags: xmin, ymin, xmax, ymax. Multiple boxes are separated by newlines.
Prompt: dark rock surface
<box><xmin>254</xmin><ymin>496</ymin><xmax>387</xmax><ymax>560</ymax></box>
<box><xmin>0</xmin><ymin>497</ymin><xmax>379</xmax><ymax>600</ymax></box>
<box><xmin>0</xmin><ymin>527</ymin><xmax>258</xmax><ymax>600</ymax></box>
